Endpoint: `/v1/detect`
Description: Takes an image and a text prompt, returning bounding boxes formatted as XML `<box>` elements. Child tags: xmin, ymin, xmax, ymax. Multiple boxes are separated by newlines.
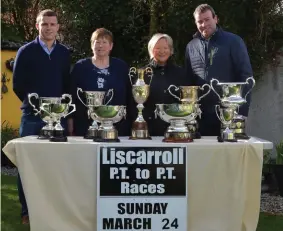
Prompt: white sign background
<box><xmin>97</xmin><ymin>144</ymin><xmax>188</xmax><ymax>231</ymax></box>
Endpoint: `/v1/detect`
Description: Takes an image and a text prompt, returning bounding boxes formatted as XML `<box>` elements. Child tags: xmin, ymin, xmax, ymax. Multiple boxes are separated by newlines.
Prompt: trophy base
<box><xmin>49</xmin><ymin>130</ymin><xmax>68</xmax><ymax>142</ymax></box>
<box><xmin>93</xmin><ymin>138</ymin><xmax>120</xmax><ymax>143</ymax></box>
<box><xmin>99</xmin><ymin>129</ymin><xmax>118</xmax><ymax>140</ymax></box>
<box><xmin>187</xmin><ymin>121</ymin><xmax>200</xmax><ymax>139</ymax></box>
<box><xmin>38</xmin><ymin>135</ymin><xmax>50</xmax><ymax>140</ymax></box>
<box><xmin>84</xmin><ymin>127</ymin><xmax>99</xmax><ymax>139</ymax></box>
<box><xmin>38</xmin><ymin>129</ymin><xmax>53</xmax><ymax>139</ymax></box>
<box><xmin>235</xmin><ymin>133</ymin><xmax>250</xmax><ymax>140</ymax></box>
<box><xmin>129</xmin><ymin>136</ymin><xmax>152</xmax><ymax>140</ymax></box>
<box><xmin>217</xmin><ymin>136</ymin><xmax>238</xmax><ymax>143</ymax></box>
<box><xmin>163</xmin><ymin>132</ymin><xmax>193</xmax><ymax>143</ymax></box>
<box><xmin>130</xmin><ymin>120</ymin><xmax>151</xmax><ymax>140</ymax></box>
<box><xmin>220</xmin><ymin>128</ymin><xmax>250</xmax><ymax>140</ymax></box>
<box><xmin>49</xmin><ymin>136</ymin><xmax>68</xmax><ymax>142</ymax></box>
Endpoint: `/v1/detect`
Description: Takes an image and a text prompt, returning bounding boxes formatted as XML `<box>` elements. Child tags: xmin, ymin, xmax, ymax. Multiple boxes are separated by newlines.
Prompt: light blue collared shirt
<box><xmin>39</xmin><ymin>37</ymin><xmax>56</xmax><ymax>55</ymax></box>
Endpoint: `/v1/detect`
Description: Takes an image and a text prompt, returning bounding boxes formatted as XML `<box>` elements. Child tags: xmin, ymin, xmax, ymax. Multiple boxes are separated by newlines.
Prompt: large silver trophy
<box><xmin>129</xmin><ymin>67</ymin><xmax>153</xmax><ymax>140</ymax></box>
<box><xmin>155</xmin><ymin>103</ymin><xmax>199</xmax><ymax>142</ymax></box>
<box><xmin>77</xmin><ymin>88</ymin><xmax>114</xmax><ymax>139</ymax></box>
<box><xmin>210</xmin><ymin>77</ymin><xmax>255</xmax><ymax>141</ymax></box>
<box><xmin>88</xmin><ymin>105</ymin><xmax>126</xmax><ymax>142</ymax></box>
<box><xmin>28</xmin><ymin>93</ymin><xmax>76</xmax><ymax>142</ymax></box>
<box><xmin>167</xmin><ymin>84</ymin><xmax>211</xmax><ymax>138</ymax></box>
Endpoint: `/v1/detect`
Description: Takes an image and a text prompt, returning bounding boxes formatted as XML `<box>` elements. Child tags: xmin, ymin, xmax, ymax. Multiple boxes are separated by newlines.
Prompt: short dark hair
<box><xmin>36</xmin><ymin>9</ymin><xmax>58</xmax><ymax>23</ymax></box>
<box><xmin>193</xmin><ymin>4</ymin><xmax>216</xmax><ymax>18</ymax></box>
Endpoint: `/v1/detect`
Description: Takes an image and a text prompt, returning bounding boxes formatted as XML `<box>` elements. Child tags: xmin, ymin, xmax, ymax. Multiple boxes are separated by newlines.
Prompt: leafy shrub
<box><xmin>1</xmin><ymin>120</ymin><xmax>19</xmax><ymax>167</ymax></box>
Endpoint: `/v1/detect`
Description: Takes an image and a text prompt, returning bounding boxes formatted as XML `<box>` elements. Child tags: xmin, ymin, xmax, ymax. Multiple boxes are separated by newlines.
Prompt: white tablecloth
<box><xmin>3</xmin><ymin>136</ymin><xmax>273</xmax><ymax>231</ymax></box>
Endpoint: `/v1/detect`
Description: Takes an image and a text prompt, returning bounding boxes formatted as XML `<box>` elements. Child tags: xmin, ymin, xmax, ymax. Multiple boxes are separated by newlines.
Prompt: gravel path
<box><xmin>2</xmin><ymin>167</ymin><xmax>283</xmax><ymax>215</ymax></box>
<box><xmin>261</xmin><ymin>193</ymin><xmax>283</xmax><ymax>215</ymax></box>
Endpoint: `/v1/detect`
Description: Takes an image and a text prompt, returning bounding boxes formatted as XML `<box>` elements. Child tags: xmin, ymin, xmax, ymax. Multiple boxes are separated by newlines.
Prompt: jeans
<box><xmin>18</xmin><ymin>114</ymin><xmax>44</xmax><ymax>217</ymax></box>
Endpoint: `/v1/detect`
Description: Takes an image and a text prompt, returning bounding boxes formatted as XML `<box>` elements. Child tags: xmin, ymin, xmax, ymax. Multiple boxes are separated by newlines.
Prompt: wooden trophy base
<box><xmin>129</xmin><ymin>121</ymin><xmax>151</xmax><ymax>140</ymax></box>
<box><xmin>49</xmin><ymin>129</ymin><xmax>68</xmax><ymax>142</ymax></box>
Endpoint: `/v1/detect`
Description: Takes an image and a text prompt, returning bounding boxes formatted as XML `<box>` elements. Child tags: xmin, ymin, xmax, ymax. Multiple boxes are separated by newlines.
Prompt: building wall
<box><xmin>1</xmin><ymin>51</ymin><xmax>22</xmax><ymax>128</ymax></box>
<box><xmin>246</xmin><ymin>56</ymin><xmax>283</xmax><ymax>151</ymax></box>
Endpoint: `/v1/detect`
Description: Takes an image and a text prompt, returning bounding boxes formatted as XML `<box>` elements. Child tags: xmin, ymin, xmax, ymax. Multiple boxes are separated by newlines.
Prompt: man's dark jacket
<box><xmin>185</xmin><ymin>27</ymin><xmax>253</xmax><ymax>136</ymax></box>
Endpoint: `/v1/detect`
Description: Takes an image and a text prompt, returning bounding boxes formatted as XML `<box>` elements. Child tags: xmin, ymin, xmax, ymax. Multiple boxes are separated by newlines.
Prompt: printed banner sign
<box><xmin>97</xmin><ymin>146</ymin><xmax>188</xmax><ymax>230</ymax></box>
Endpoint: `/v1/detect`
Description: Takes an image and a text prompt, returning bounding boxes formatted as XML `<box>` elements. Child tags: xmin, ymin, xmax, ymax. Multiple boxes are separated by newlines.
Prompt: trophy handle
<box><xmin>210</xmin><ymin>78</ymin><xmax>221</xmax><ymax>101</ymax></box>
<box><xmin>64</xmin><ymin>104</ymin><xmax>76</xmax><ymax>118</ymax></box>
<box><xmin>215</xmin><ymin>105</ymin><xmax>222</xmax><ymax>123</ymax></box>
<box><xmin>122</xmin><ymin>108</ymin><xmax>127</xmax><ymax>119</ymax></box>
<box><xmin>196</xmin><ymin>105</ymin><xmax>202</xmax><ymax>119</ymax></box>
<box><xmin>77</xmin><ymin>88</ymin><xmax>87</xmax><ymax>107</ymax></box>
<box><xmin>129</xmin><ymin>67</ymin><xmax>137</xmax><ymax>85</ymax></box>
<box><xmin>28</xmin><ymin>93</ymin><xmax>40</xmax><ymax>115</ymax></box>
<box><xmin>104</xmin><ymin>89</ymin><xmax>114</xmax><ymax>105</ymax></box>
<box><xmin>61</xmin><ymin>94</ymin><xmax>72</xmax><ymax>104</ymax></box>
<box><xmin>154</xmin><ymin>108</ymin><xmax>159</xmax><ymax>119</ymax></box>
<box><xmin>198</xmin><ymin>84</ymin><xmax>211</xmax><ymax>101</ymax></box>
<box><xmin>244</xmin><ymin>76</ymin><xmax>255</xmax><ymax>101</ymax></box>
<box><xmin>145</xmin><ymin>67</ymin><xmax>153</xmax><ymax>85</ymax></box>
<box><xmin>167</xmin><ymin>85</ymin><xmax>181</xmax><ymax>101</ymax></box>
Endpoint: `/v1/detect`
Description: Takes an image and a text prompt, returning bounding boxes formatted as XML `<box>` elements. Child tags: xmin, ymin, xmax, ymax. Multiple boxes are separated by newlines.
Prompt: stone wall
<box><xmin>246</xmin><ymin>56</ymin><xmax>283</xmax><ymax>153</ymax></box>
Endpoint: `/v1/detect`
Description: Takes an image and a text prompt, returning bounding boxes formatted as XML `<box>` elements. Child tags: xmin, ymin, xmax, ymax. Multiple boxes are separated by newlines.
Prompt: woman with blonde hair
<box><xmin>130</xmin><ymin>33</ymin><xmax>190</xmax><ymax>136</ymax></box>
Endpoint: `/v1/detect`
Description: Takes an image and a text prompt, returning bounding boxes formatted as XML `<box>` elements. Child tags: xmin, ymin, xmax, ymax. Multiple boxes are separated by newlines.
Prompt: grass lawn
<box><xmin>1</xmin><ymin>174</ymin><xmax>283</xmax><ymax>231</ymax></box>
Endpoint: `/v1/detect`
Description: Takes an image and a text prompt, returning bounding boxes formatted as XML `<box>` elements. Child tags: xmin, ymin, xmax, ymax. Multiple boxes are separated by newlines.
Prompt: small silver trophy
<box><xmin>28</xmin><ymin>93</ymin><xmax>55</xmax><ymax>139</ymax></box>
<box><xmin>215</xmin><ymin>105</ymin><xmax>238</xmax><ymax>141</ymax></box>
<box><xmin>28</xmin><ymin>93</ymin><xmax>76</xmax><ymax>142</ymax></box>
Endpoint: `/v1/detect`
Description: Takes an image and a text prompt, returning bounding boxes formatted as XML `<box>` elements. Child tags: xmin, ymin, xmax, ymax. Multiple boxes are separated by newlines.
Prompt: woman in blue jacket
<box><xmin>68</xmin><ymin>28</ymin><xmax>131</xmax><ymax>137</ymax></box>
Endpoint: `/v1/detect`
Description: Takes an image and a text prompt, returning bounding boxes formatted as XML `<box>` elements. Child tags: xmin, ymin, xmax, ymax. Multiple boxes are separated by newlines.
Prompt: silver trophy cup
<box><xmin>215</xmin><ymin>105</ymin><xmax>238</xmax><ymax>141</ymax></box>
<box><xmin>167</xmin><ymin>84</ymin><xmax>211</xmax><ymax>103</ymax></box>
<box><xmin>77</xmin><ymin>87</ymin><xmax>114</xmax><ymax>139</ymax></box>
<box><xmin>155</xmin><ymin>103</ymin><xmax>198</xmax><ymax>142</ymax></box>
<box><xmin>167</xmin><ymin>84</ymin><xmax>208</xmax><ymax>139</ymax></box>
<box><xmin>210</xmin><ymin>77</ymin><xmax>255</xmax><ymax>106</ymax></box>
<box><xmin>128</xmin><ymin>67</ymin><xmax>153</xmax><ymax>140</ymax></box>
<box><xmin>88</xmin><ymin>105</ymin><xmax>126</xmax><ymax>142</ymax></box>
<box><xmin>211</xmin><ymin>77</ymin><xmax>255</xmax><ymax>140</ymax></box>
<box><xmin>28</xmin><ymin>93</ymin><xmax>55</xmax><ymax>139</ymax></box>
<box><xmin>28</xmin><ymin>93</ymin><xmax>76</xmax><ymax>142</ymax></box>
